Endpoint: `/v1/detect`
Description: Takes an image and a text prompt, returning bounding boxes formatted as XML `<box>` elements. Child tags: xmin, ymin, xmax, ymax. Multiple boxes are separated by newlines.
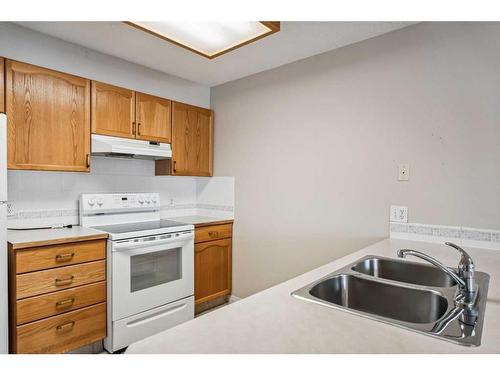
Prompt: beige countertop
<box><xmin>168</xmin><ymin>215</ymin><xmax>234</xmax><ymax>227</ymax></box>
<box><xmin>127</xmin><ymin>238</ymin><xmax>500</xmax><ymax>354</ymax></box>
<box><xmin>7</xmin><ymin>226</ymin><xmax>108</xmax><ymax>249</ymax></box>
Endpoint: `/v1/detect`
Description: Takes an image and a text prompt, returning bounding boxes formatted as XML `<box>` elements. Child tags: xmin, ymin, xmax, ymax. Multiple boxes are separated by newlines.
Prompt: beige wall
<box><xmin>211</xmin><ymin>22</ymin><xmax>500</xmax><ymax>298</ymax></box>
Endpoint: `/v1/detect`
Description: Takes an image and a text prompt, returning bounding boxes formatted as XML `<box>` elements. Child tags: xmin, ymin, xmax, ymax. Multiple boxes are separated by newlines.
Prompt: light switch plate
<box><xmin>398</xmin><ymin>164</ymin><xmax>409</xmax><ymax>181</ymax></box>
<box><xmin>390</xmin><ymin>205</ymin><xmax>408</xmax><ymax>223</ymax></box>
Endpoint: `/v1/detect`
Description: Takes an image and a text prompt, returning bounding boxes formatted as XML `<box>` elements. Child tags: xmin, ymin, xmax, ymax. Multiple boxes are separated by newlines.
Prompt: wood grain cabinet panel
<box><xmin>91</xmin><ymin>81</ymin><xmax>135</xmax><ymax>139</ymax></box>
<box><xmin>135</xmin><ymin>92</ymin><xmax>171</xmax><ymax>142</ymax></box>
<box><xmin>0</xmin><ymin>57</ymin><xmax>4</xmax><ymax>113</ymax></box>
<box><xmin>16</xmin><ymin>303</ymin><xmax>106</xmax><ymax>354</ymax></box>
<box><xmin>195</xmin><ymin>224</ymin><xmax>233</xmax><ymax>244</ymax></box>
<box><xmin>16</xmin><ymin>281</ymin><xmax>106</xmax><ymax>325</ymax></box>
<box><xmin>170</xmin><ymin>102</ymin><xmax>213</xmax><ymax>176</ymax></box>
<box><xmin>195</xmin><ymin>238</ymin><xmax>232</xmax><ymax>305</ymax></box>
<box><xmin>16</xmin><ymin>260</ymin><xmax>105</xmax><ymax>299</ymax></box>
<box><xmin>6</xmin><ymin>60</ymin><xmax>91</xmax><ymax>171</ymax></box>
<box><xmin>15</xmin><ymin>239</ymin><xmax>105</xmax><ymax>274</ymax></box>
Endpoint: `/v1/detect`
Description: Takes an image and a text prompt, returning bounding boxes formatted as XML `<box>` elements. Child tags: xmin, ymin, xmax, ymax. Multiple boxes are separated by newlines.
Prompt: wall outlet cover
<box><xmin>398</xmin><ymin>164</ymin><xmax>409</xmax><ymax>181</ymax></box>
<box><xmin>390</xmin><ymin>205</ymin><xmax>408</xmax><ymax>223</ymax></box>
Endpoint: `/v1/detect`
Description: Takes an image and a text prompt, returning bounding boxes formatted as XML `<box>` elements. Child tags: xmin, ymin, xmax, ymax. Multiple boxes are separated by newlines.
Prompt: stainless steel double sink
<box><xmin>292</xmin><ymin>255</ymin><xmax>489</xmax><ymax>346</ymax></box>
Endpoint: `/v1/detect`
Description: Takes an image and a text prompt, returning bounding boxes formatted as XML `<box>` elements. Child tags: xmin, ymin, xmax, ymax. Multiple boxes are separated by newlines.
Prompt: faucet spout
<box><xmin>397</xmin><ymin>249</ymin><xmax>466</xmax><ymax>288</ymax></box>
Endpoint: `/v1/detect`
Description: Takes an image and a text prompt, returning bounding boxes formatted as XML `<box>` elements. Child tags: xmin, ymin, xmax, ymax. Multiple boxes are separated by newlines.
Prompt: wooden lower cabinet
<box><xmin>194</xmin><ymin>223</ymin><xmax>233</xmax><ymax>306</ymax></box>
<box><xmin>9</xmin><ymin>238</ymin><xmax>108</xmax><ymax>354</ymax></box>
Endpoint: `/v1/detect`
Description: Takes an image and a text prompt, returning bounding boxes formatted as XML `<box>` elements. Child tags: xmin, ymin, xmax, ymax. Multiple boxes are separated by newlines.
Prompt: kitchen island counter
<box><xmin>127</xmin><ymin>238</ymin><xmax>500</xmax><ymax>354</ymax></box>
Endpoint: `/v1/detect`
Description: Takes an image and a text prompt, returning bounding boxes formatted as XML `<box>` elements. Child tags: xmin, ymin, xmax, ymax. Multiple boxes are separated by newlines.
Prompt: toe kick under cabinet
<box><xmin>8</xmin><ymin>239</ymin><xmax>107</xmax><ymax>354</ymax></box>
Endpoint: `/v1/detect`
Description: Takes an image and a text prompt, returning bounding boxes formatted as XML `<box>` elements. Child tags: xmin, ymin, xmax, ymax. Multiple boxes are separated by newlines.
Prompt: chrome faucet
<box><xmin>397</xmin><ymin>242</ymin><xmax>478</xmax><ymax>307</ymax></box>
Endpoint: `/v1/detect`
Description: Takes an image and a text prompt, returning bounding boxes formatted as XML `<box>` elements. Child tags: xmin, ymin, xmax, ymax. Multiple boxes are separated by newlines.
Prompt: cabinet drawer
<box><xmin>16</xmin><ymin>260</ymin><xmax>105</xmax><ymax>299</ymax></box>
<box><xmin>16</xmin><ymin>281</ymin><xmax>106</xmax><ymax>325</ymax></box>
<box><xmin>16</xmin><ymin>303</ymin><xmax>106</xmax><ymax>354</ymax></box>
<box><xmin>15</xmin><ymin>239</ymin><xmax>106</xmax><ymax>274</ymax></box>
<box><xmin>195</xmin><ymin>224</ymin><xmax>232</xmax><ymax>243</ymax></box>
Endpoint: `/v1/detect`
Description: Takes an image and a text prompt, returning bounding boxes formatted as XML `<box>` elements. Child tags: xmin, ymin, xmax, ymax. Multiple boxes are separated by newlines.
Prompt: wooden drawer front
<box><xmin>16</xmin><ymin>260</ymin><xmax>105</xmax><ymax>299</ymax></box>
<box><xmin>195</xmin><ymin>224</ymin><xmax>232</xmax><ymax>243</ymax></box>
<box><xmin>15</xmin><ymin>239</ymin><xmax>105</xmax><ymax>274</ymax></box>
<box><xmin>16</xmin><ymin>303</ymin><xmax>106</xmax><ymax>354</ymax></box>
<box><xmin>16</xmin><ymin>281</ymin><xmax>106</xmax><ymax>325</ymax></box>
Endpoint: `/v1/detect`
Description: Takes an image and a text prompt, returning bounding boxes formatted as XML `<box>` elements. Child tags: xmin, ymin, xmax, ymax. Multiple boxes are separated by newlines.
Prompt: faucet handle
<box><xmin>445</xmin><ymin>242</ymin><xmax>475</xmax><ymax>272</ymax></box>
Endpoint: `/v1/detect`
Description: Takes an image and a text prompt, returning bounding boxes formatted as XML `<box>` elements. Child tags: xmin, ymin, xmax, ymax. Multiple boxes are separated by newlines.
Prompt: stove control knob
<box><xmin>96</xmin><ymin>197</ymin><xmax>104</xmax><ymax>206</ymax></box>
<box><xmin>138</xmin><ymin>195</ymin><xmax>145</xmax><ymax>204</ymax></box>
<box><xmin>145</xmin><ymin>196</ymin><xmax>151</xmax><ymax>204</ymax></box>
<box><xmin>151</xmin><ymin>195</ymin><xmax>157</xmax><ymax>204</ymax></box>
<box><xmin>88</xmin><ymin>197</ymin><xmax>96</xmax><ymax>206</ymax></box>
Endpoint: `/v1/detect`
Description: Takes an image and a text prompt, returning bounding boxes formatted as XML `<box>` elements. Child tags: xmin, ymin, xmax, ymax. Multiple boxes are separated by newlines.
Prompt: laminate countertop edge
<box><xmin>8</xmin><ymin>227</ymin><xmax>108</xmax><ymax>250</ymax></box>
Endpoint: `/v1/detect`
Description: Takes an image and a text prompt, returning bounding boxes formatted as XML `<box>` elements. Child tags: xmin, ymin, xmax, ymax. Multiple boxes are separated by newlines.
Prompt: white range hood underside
<box><xmin>91</xmin><ymin>134</ymin><xmax>172</xmax><ymax>160</ymax></box>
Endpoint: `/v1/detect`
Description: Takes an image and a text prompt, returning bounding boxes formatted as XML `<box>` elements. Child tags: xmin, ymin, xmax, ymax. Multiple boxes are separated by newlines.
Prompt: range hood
<box><xmin>91</xmin><ymin>134</ymin><xmax>171</xmax><ymax>160</ymax></box>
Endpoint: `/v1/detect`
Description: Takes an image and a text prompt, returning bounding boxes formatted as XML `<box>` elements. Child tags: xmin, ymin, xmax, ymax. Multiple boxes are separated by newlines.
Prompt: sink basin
<box><xmin>351</xmin><ymin>257</ymin><xmax>456</xmax><ymax>288</ymax></box>
<box><xmin>309</xmin><ymin>274</ymin><xmax>448</xmax><ymax>324</ymax></box>
<box><xmin>292</xmin><ymin>254</ymin><xmax>490</xmax><ymax>346</ymax></box>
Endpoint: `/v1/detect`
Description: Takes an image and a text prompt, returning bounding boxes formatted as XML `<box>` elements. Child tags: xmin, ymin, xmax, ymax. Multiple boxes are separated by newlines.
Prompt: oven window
<box><xmin>130</xmin><ymin>248</ymin><xmax>182</xmax><ymax>292</ymax></box>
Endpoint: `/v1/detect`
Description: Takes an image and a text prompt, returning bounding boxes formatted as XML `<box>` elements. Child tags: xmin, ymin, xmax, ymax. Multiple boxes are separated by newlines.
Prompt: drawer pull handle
<box><xmin>56</xmin><ymin>298</ymin><xmax>75</xmax><ymax>308</ymax></box>
<box><xmin>55</xmin><ymin>275</ymin><xmax>74</xmax><ymax>286</ymax></box>
<box><xmin>56</xmin><ymin>321</ymin><xmax>75</xmax><ymax>332</ymax></box>
<box><xmin>208</xmin><ymin>231</ymin><xmax>219</xmax><ymax>238</ymax></box>
<box><xmin>55</xmin><ymin>253</ymin><xmax>75</xmax><ymax>262</ymax></box>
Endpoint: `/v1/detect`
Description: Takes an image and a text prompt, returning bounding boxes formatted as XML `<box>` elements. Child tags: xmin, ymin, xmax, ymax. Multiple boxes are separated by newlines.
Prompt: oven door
<box><xmin>111</xmin><ymin>230</ymin><xmax>194</xmax><ymax>321</ymax></box>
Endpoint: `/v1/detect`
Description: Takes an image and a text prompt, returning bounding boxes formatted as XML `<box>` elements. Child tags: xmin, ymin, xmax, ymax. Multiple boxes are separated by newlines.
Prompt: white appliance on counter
<box><xmin>0</xmin><ymin>114</ymin><xmax>8</xmax><ymax>354</ymax></box>
<box><xmin>79</xmin><ymin>193</ymin><xmax>194</xmax><ymax>353</ymax></box>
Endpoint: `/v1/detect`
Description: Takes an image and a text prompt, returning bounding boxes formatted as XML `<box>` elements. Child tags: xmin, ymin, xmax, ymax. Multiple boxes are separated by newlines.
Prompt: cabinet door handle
<box><xmin>208</xmin><ymin>231</ymin><xmax>219</xmax><ymax>238</ymax></box>
<box><xmin>56</xmin><ymin>321</ymin><xmax>75</xmax><ymax>332</ymax></box>
<box><xmin>56</xmin><ymin>298</ymin><xmax>75</xmax><ymax>308</ymax></box>
<box><xmin>137</xmin><ymin>123</ymin><xmax>141</xmax><ymax>135</ymax></box>
<box><xmin>86</xmin><ymin>154</ymin><xmax>90</xmax><ymax>168</ymax></box>
<box><xmin>173</xmin><ymin>160</ymin><xmax>177</xmax><ymax>173</ymax></box>
<box><xmin>55</xmin><ymin>275</ymin><xmax>74</xmax><ymax>286</ymax></box>
<box><xmin>132</xmin><ymin>121</ymin><xmax>136</xmax><ymax>135</ymax></box>
<box><xmin>55</xmin><ymin>253</ymin><xmax>75</xmax><ymax>262</ymax></box>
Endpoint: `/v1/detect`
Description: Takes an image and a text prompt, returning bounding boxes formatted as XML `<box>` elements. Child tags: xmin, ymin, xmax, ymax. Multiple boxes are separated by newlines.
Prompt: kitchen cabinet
<box><xmin>92</xmin><ymin>82</ymin><xmax>172</xmax><ymax>143</ymax></box>
<box><xmin>1</xmin><ymin>57</ymin><xmax>5</xmax><ymax>113</ymax></box>
<box><xmin>194</xmin><ymin>223</ymin><xmax>232</xmax><ymax>307</ymax></box>
<box><xmin>91</xmin><ymin>81</ymin><xmax>136</xmax><ymax>139</ymax></box>
<box><xmin>135</xmin><ymin>92</ymin><xmax>172</xmax><ymax>143</ymax></box>
<box><xmin>6</xmin><ymin>60</ymin><xmax>91</xmax><ymax>172</ymax></box>
<box><xmin>156</xmin><ymin>102</ymin><xmax>213</xmax><ymax>177</ymax></box>
<box><xmin>8</xmin><ymin>238</ymin><xmax>107</xmax><ymax>353</ymax></box>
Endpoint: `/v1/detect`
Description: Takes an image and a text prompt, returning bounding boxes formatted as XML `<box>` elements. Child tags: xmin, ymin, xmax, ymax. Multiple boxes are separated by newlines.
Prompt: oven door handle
<box><xmin>113</xmin><ymin>232</ymin><xmax>193</xmax><ymax>251</ymax></box>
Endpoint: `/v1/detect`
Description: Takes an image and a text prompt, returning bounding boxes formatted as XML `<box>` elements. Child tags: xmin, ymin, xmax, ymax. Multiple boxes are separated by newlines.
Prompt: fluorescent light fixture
<box><xmin>125</xmin><ymin>21</ymin><xmax>280</xmax><ymax>59</ymax></box>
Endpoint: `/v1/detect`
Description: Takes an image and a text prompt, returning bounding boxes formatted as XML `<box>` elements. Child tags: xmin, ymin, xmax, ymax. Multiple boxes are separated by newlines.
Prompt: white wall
<box><xmin>211</xmin><ymin>22</ymin><xmax>500</xmax><ymax>298</ymax></box>
<box><xmin>0</xmin><ymin>22</ymin><xmax>210</xmax><ymax>107</ymax></box>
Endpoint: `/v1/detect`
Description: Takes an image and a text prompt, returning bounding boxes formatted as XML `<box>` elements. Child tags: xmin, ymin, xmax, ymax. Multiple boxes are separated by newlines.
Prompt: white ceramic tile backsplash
<box><xmin>7</xmin><ymin>157</ymin><xmax>234</xmax><ymax>228</ymax></box>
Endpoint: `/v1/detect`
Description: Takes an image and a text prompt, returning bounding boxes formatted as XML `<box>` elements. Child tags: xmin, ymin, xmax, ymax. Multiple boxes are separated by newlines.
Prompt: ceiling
<box><xmin>17</xmin><ymin>22</ymin><xmax>416</xmax><ymax>87</ymax></box>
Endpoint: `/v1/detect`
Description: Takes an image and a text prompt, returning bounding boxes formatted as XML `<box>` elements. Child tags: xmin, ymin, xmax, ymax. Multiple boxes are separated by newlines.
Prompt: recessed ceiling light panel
<box><xmin>125</xmin><ymin>21</ymin><xmax>280</xmax><ymax>59</ymax></box>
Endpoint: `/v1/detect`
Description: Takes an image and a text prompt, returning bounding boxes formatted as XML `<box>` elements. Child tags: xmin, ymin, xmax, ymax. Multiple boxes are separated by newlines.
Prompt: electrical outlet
<box><xmin>398</xmin><ymin>164</ymin><xmax>409</xmax><ymax>181</ymax></box>
<box><xmin>7</xmin><ymin>203</ymin><xmax>15</xmax><ymax>217</ymax></box>
<box><xmin>390</xmin><ymin>205</ymin><xmax>408</xmax><ymax>223</ymax></box>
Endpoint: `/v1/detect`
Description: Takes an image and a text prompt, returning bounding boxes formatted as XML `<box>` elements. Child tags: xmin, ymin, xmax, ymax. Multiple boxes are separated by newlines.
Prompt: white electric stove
<box><xmin>79</xmin><ymin>193</ymin><xmax>194</xmax><ymax>353</ymax></box>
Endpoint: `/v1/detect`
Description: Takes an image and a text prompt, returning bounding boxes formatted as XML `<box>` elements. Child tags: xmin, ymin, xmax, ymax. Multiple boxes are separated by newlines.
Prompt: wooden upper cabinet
<box><xmin>171</xmin><ymin>102</ymin><xmax>213</xmax><ymax>176</ymax></box>
<box><xmin>6</xmin><ymin>60</ymin><xmax>91</xmax><ymax>172</ymax></box>
<box><xmin>91</xmin><ymin>81</ymin><xmax>135</xmax><ymax>139</ymax></box>
<box><xmin>135</xmin><ymin>92</ymin><xmax>171</xmax><ymax>143</ymax></box>
<box><xmin>1</xmin><ymin>57</ymin><xmax>5</xmax><ymax>113</ymax></box>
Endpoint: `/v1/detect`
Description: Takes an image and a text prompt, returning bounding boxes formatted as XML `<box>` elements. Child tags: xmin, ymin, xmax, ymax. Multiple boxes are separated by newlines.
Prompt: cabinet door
<box><xmin>1</xmin><ymin>57</ymin><xmax>4</xmax><ymax>113</ymax></box>
<box><xmin>91</xmin><ymin>81</ymin><xmax>135</xmax><ymax>139</ymax></box>
<box><xmin>6</xmin><ymin>60</ymin><xmax>90</xmax><ymax>172</ymax></box>
<box><xmin>171</xmin><ymin>102</ymin><xmax>213</xmax><ymax>176</ymax></box>
<box><xmin>195</xmin><ymin>238</ymin><xmax>232</xmax><ymax>305</ymax></box>
<box><xmin>135</xmin><ymin>92</ymin><xmax>171</xmax><ymax>143</ymax></box>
